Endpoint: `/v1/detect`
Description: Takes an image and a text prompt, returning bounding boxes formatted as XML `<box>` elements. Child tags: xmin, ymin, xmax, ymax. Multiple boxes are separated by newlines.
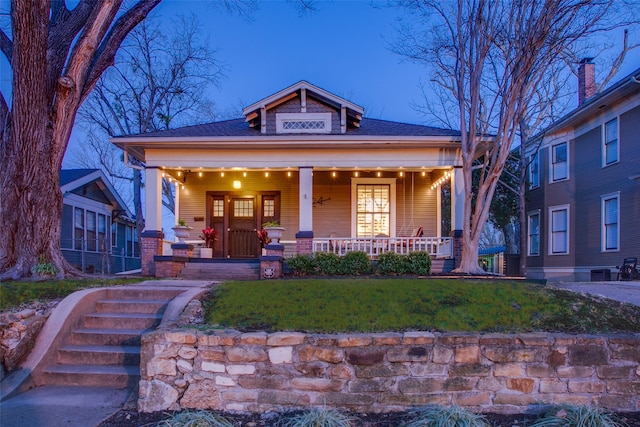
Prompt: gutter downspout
<box><xmin>123</xmin><ymin>149</ymin><xmax>144</xmax><ymax>170</ymax></box>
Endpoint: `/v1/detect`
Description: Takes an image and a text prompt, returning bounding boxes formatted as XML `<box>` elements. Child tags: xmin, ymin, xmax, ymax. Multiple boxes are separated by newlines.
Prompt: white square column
<box><xmin>144</xmin><ymin>167</ymin><xmax>163</xmax><ymax>232</ymax></box>
<box><xmin>298</xmin><ymin>167</ymin><xmax>313</xmax><ymax>232</ymax></box>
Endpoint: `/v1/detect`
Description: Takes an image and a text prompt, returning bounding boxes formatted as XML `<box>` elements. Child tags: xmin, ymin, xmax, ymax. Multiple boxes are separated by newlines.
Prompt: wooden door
<box><xmin>228</xmin><ymin>197</ymin><xmax>258</xmax><ymax>258</ymax></box>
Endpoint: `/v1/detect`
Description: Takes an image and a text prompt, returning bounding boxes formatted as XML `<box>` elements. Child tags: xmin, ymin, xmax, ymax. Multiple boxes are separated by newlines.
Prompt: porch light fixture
<box><xmin>233</xmin><ymin>180</ymin><xmax>241</xmax><ymax>189</ymax></box>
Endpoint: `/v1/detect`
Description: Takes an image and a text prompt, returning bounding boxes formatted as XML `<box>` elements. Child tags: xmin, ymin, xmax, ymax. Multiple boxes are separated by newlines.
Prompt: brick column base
<box><xmin>451</xmin><ymin>229</ymin><xmax>463</xmax><ymax>269</ymax></box>
<box><xmin>295</xmin><ymin>231</ymin><xmax>314</xmax><ymax>255</ymax></box>
<box><xmin>141</xmin><ymin>230</ymin><xmax>164</xmax><ymax>276</ymax></box>
<box><xmin>261</xmin><ymin>243</ymin><xmax>284</xmax><ymax>279</ymax></box>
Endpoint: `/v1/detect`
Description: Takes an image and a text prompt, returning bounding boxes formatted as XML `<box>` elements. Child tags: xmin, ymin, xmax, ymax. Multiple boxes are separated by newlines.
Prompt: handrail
<box><xmin>312</xmin><ymin>236</ymin><xmax>453</xmax><ymax>258</ymax></box>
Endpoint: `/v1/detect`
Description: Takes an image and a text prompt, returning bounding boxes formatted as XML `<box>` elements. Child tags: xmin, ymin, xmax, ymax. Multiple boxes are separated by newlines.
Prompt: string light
<box><xmin>354</xmin><ymin>171</ymin><xmax>359</xmax><ymax>177</ymax></box>
<box><xmin>399</xmin><ymin>171</ymin><xmax>404</xmax><ymax>177</ymax></box>
<box><xmin>332</xmin><ymin>171</ymin><xmax>337</xmax><ymax>178</ymax></box>
<box><xmin>198</xmin><ymin>171</ymin><xmax>202</xmax><ymax>177</ymax></box>
<box><xmin>421</xmin><ymin>171</ymin><xmax>426</xmax><ymax>177</ymax></box>
<box><xmin>430</xmin><ymin>170</ymin><xmax>451</xmax><ymax>190</ymax></box>
<box><xmin>177</xmin><ymin>171</ymin><xmax>181</xmax><ymax>177</ymax></box>
<box><xmin>220</xmin><ymin>172</ymin><xmax>225</xmax><ymax>177</ymax></box>
<box><xmin>265</xmin><ymin>172</ymin><xmax>269</xmax><ymax>177</ymax></box>
<box><xmin>287</xmin><ymin>171</ymin><xmax>291</xmax><ymax>177</ymax></box>
<box><xmin>377</xmin><ymin>171</ymin><xmax>381</xmax><ymax>177</ymax></box>
<box><xmin>243</xmin><ymin>172</ymin><xmax>247</xmax><ymax>177</ymax></box>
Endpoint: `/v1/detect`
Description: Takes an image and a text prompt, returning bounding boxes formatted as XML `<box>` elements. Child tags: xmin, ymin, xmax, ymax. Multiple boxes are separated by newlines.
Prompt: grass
<box><xmin>0</xmin><ymin>277</ymin><xmax>144</xmax><ymax>311</ymax></box>
<box><xmin>530</xmin><ymin>405</ymin><xmax>623</xmax><ymax>427</ymax></box>
<box><xmin>403</xmin><ymin>405</ymin><xmax>490</xmax><ymax>427</ymax></box>
<box><xmin>205</xmin><ymin>279</ymin><xmax>640</xmax><ymax>334</ymax></box>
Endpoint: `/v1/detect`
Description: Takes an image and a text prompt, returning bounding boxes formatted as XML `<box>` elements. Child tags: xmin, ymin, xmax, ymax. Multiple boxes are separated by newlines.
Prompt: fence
<box><xmin>61</xmin><ymin>239</ymin><xmax>140</xmax><ymax>274</ymax></box>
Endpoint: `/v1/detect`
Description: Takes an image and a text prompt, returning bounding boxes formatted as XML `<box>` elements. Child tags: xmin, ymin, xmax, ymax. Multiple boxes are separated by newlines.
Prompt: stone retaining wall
<box><xmin>139</xmin><ymin>330</ymin><xmax>640</xmax><ymax>414</ymax></box>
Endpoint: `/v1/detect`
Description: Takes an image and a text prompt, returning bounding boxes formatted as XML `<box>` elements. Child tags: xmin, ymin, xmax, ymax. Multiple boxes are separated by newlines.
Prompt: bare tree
<box><xmin>73</xmin><ymin>13</ymin><xmax>223</xmax><ymax>239</ymax></box>
<box><xmin>0</xmin><ymin>1</ymin><xmax>161</xmax><ymax>280</ymax></box>
<box><xmin>394</xmin><ymin>0</ymin><xmax>635</xmax><ymax>274</ymax></box>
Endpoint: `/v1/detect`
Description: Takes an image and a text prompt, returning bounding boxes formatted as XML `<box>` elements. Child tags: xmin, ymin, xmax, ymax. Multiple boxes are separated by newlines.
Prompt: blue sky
<box><xmin>153</xmin><ymin>0</ymin><xmax>428</xmax><ymax>124</ymax></box>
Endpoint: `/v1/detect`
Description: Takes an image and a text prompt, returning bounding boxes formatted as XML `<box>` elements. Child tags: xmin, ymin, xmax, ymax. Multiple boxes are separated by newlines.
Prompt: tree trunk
<box><xmin>133</xmin><ymin>168</ymin><xmax>145</xmax><ymax>239</ymax></box>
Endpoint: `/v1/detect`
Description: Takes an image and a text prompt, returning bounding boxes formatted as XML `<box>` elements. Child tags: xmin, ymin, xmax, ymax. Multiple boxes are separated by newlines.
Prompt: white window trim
<box><xmin>601</xmin><ymin>192</ymin><xmax>620</xmax><ymax>253</ymax></box>
<box><xmin>602</xmin><ymin>117</ymin><xmax>620</xmax><ymax>168</ymax></box>
<box><xmin>350</xmin><ymin>178</ymin><xmax>396</xmax><ymax>238</ymax></box>
<box><xmin>276</xmin><ymin>112</ymin><xmax>332</xmax><ymax>134</ymax></box>
<box><xmin>528</xmin><ymin>152</ymin><xmax>540</xmax><ymax>189</ymax></box>
<box><xmin>548</xmin><ymin>204</ymin><xmax>570</xmax><ymax>256</ymax></box>
<box><xmin>549</xmin><ymin>142</ymin><xmax>569</xmax><ymax>183</ymax></box>
<box><xmin>527</xmin><ymin>210</ymin><xmax>541</xmax><ymax>257</ymax></box>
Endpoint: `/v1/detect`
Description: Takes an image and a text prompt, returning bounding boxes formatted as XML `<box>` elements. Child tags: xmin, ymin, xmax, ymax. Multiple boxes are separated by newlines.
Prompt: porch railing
<box><xmin>313</xmin><ymin>236</ymin><xmax>453</xmax><ymax>259</ymax></box>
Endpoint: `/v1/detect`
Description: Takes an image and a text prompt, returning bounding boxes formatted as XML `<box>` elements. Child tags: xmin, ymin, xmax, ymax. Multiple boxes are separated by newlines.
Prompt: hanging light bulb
<box><xmin>198</xmin><ymin>171</ymin><xmax>202</xmax><ymax>177</ymax></box>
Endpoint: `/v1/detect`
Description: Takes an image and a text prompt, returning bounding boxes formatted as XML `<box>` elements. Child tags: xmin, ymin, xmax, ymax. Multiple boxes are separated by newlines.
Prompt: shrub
<box><xmin>530</xmin><ymin>405</ymin><xmax>622</xmax><ymax>427</ymax></box>
<box><xmin>376</xmin><ymin>251</ymin><xmax>408</xmax><ymax>275</ymax></box>
<box><xmin>286</xmin><ymin>254</ymin><xmax>316</xmax><ymax>276</ymax></box>
<box><xmin>407</xmin><ymin>251</ymin><xmax>431</xmax><ymax>276</ymax></box>
<box><xmin>31</xmin><ymin>254</ymin><xmax>59</xmax><ymax>277</ymax></box>
<box><xmin>158</xmin><ymin>410</ymin><xmax>233</xmax><ymax>427</ymax></box>
<box><xmin>341</xmin><ymin>251</ymin><xmax>371</xmax><ymax>275</ymax></box>
<box><xmin>315</xmin><ymin>252</ymin><xmax>343</xmax><ymax>275</ymax></box>
<box><xmin>402</xmin><ymin>405</ymin><xmax>489</xmax><ymax>427</ymax></box>
<box><xmin>279</xmin><ymin>407</ymin><xmax>357</xmax><ymax>427</ymax></box>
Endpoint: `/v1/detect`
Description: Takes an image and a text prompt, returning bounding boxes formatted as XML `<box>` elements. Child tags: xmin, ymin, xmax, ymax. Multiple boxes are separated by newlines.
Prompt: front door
<box><xmin>229</xmin><ymin>197</ymin><xmax>258</xmax><ymax>258</ymax></box>
<box><xmin>207</xmin><ymin>191</ymin><xmax>280</xmax><ymax>258</ymax></box>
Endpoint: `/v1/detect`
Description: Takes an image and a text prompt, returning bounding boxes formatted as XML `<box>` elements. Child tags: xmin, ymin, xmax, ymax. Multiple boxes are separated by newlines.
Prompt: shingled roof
<box><xmin>122</xmin><ymin>117</ymin><xmax>461</xmax><ymax>139</ymax></box>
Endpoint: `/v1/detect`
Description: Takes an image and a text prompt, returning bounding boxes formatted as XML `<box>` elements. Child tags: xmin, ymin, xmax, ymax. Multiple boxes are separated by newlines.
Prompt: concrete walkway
<box><xmin>0</xmin><ymin>279</ymin><xmax>216</xmax><ymax>427</ymax></box>
<box><xmin>548</xmin><ymin>280</ymin><xmax>640</xmax><ymax>306</ymax></box>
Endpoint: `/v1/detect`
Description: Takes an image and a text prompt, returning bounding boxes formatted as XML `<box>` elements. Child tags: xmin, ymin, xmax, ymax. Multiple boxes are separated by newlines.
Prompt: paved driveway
<box><xmin>548</xmin><ymin>280</ymin><xmax>640</xmax><ymax>307</ymax></box>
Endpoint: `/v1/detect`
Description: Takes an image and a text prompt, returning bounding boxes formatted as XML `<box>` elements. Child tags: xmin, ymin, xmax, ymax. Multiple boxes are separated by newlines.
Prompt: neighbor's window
<box><xmin>74</xmin><ymin>208</ymin><xmax>84</xmax><ymax>250</ymax></box>
<box><xmin>356</xmin><ymin>184</ymin><xmax>390</xmax><ymax>237</ymax></box>
<box><xmin>601</xmin><ymin>193</ymin><xmax>619</xmax><ymax>252</ymax></box>
<box><xmin>551</xmin><ymin>142</ymin><xmax>568</xmax><ymax>182</ymax></box>
<box><xmin>86</xmin><ymin>211</ymin><xmax>97</xmax><ymax>251</ymax></box>
<box><xmin>528</xmin><ymin>152</ymin><xmax>539</xmax><ymax>189</ymax></box>
<box><xmin>527</xmin><ymin>211</ymin><xmax>540</xmax><ymax>256</ymax></box>
<box><xmin>549</xmin><ymin>205</ymin><xmax>569</xmax><ymax>255</ymax></box>
<box><xmin>111</xmin><ymin>222</ymin><xmax>118</xmax><ymax>248</ymax></box>
<box><xmin>98</xmin><ymin>214</ymin><xmax>108</xmax><ymax>252</ymax></box>
<box><xmin>603</xmin><ymin>118</ymin><xmax>618</xmax><ymax>166</ymax></box>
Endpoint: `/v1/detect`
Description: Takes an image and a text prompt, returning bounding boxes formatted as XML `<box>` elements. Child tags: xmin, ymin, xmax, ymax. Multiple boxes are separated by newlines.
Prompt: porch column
<box><xmin>141</xmin><ymin>167</ymin><xmax>163</xmax><ymax>276</ymax></box>
<box><xmin>451</xmin><ymin>166</ymin><xmax>464</xmax><ymax>268</ymax></box>
<box><xmin>297</xmin><ymin>166</ymin><xmax>314</xmax><ymax>254</ymax></box>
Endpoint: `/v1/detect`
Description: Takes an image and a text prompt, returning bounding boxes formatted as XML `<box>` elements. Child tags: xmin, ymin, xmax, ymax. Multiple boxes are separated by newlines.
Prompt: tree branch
<box><xmin>83</xmin><ymin>0</ymin><xmax>161</xmax><ymax>102</ymax></box>
<box><xmin>0</xmin><ymin>28</ymin><xmax>12</xmax><ymax>65</ymax></box>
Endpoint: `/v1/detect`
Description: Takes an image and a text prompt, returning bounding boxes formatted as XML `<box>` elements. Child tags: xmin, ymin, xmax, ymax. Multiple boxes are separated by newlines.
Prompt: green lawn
<box><xmin>206</xmin><ymin>279</ymin><xmax>640</xmax><ymax>334</ymax></box>
<box><xmin>0</xmin><ymin>278</ymin><xmax>144</xmax><ymax>311</ymax></box>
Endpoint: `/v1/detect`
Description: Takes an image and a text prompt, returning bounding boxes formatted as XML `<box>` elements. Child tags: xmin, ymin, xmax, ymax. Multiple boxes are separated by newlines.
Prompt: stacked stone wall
<box><xmin>139</xmin><ymin>330</ymin><xmax>640</xmax><ymax>414</ymax></box>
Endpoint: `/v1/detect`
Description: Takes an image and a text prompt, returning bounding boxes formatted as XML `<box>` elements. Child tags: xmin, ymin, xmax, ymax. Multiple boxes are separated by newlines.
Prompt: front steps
<box><xmin>180</xmin><ymin>260</ymin><xmax>260</xmax><ymax>280</ymax></box>
<box><xmin>40</xmin><ymin>288</ymin><xmax>183</xmax><ymax>388</ymax></box>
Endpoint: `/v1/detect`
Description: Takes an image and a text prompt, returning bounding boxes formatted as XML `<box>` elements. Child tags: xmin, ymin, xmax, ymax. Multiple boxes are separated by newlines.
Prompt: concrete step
<box><xmin>83</xmin><ymin>313</ymin><xmax>162</xmax><ymax>330</ymax></box>
<box><xmin>42</xmin><ymin>364</ymin><xmax>139</xmax><ymax>388</ymax></box>
<box><xmin>103</xmin><ymin>288</ymin><xmax>184</xmax><ymax>301</ymax></box>
<box><xmin>180</xmin><ymin>262</ymin><xmax>260</xmax><ymax>280</ymax></box>
<box><xmin>70</xmin><ymin>328</ymin><xmax>149</xmax><ymax>346</ymax></box>
<box><xmin>95</xmin><ymin>299</ymin><xmax>169</xmax><ymax>314</ymax></box>
<box><xmin>57</xmin><ymin>345</ymin><xmax>140</xmax><ymax>366</ymax></box>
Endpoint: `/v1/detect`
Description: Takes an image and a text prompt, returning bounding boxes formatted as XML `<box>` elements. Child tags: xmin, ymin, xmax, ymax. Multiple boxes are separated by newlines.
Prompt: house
<box><xmin>111</xmin><ymin>81</ymin><xmax>480</xmax><ymax>277</ymax></box>
<box><xmin>60</xmin><ymin>169</ymin><xmax>141</xmax><ymax>274</ymax></box>
<box><xmin>524</xmin><ymin>62</ymin><xmax>640</xmax><ymax>281</ymax></box>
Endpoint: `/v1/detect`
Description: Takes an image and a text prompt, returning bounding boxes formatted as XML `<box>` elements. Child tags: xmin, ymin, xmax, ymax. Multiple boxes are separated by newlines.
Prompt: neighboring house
<box><xmin>524</xmin><ymin>62</ymin><xmax>640</xmax><ymax>281</ymax></box>
<box><xmin>60</xmin><ymin>169</ymin><xmax>141</xmax><ymax>274</ymax></box>
<box><xmin>111</xmin><ymin>81</ymin><xmax>481</xmax><ymax>276</ymax></box>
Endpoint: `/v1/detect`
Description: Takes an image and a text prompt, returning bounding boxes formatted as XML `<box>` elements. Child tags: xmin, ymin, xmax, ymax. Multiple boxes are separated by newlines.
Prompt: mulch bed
<box><xmin>99</xmin><ymin>408</ymin><xmax>640</xmax><ymax>427</ymax></box>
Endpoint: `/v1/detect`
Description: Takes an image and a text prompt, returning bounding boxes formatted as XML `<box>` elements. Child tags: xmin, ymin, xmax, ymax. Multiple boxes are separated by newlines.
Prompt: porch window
<box><xmin>356</xmin><ymin>184</ymin><xmax>390</xmax><ymax>237</ymax></box>
<box><xmin>74</xmin><ymin>208</ymin><xmax>84</xmax><ymax>250</ymax></box>
<box><xmin>86</xmin><ymin>211</ymin><xmax>97</xmax><ymax>251</ymax></box>
<box><xmin>98</xmin><ymin>214</ymin><xmax>108</xmax><ymax>252</ymax></box>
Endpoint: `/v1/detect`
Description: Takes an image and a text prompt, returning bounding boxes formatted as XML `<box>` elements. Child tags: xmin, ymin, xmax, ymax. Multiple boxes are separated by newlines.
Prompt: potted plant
<box><xmin>262</xmin><ymin>220</ymin><xmax>285</xmax><ymax>242</ymax></box>
<box><xmin>200</xmin><ymin>227</ymin><xmax>217</xmax><ymax>258</ymax></box>
<box><xmin>172</xmin><ymin>219</ymin><xmax>192</xmax><ymax>243</ymax></box>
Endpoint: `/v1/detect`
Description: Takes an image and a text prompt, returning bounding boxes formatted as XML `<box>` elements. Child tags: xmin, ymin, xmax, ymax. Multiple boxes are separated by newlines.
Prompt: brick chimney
<box><xmin>578</xmin><ymin>58</ymin><xmax>595</xmax><ymax>105</ymax></box>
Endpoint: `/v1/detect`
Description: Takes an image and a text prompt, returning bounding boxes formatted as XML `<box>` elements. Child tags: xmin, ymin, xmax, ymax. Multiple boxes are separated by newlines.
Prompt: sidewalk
<box><xmin>548</xmin><ymin>280</ymin><xmax>640</xmax><ymax>306</ymax></box>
